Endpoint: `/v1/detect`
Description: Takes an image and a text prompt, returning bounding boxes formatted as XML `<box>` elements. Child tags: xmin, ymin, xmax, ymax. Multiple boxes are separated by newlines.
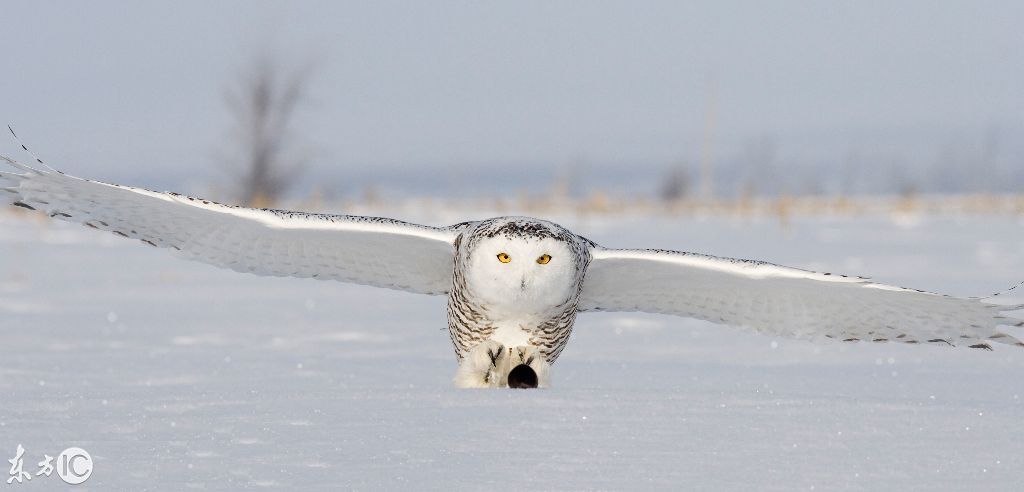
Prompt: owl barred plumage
<box><xmin>3</xmin><ymin>153</ymin><xmax>1023</xmax><ymax>389</ymax></box>
<box><xmin>446</xmin><ymin>217</ymin><xmax>593</xmax><ymax>365</ymax></box>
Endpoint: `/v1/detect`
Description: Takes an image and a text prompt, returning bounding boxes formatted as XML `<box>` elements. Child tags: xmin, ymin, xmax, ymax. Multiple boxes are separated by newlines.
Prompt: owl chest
<box><xmin>448</xmin><ymin>294</ymin><xmax>549</xmax><ymax>336</ymax></box>
<box><xmin>447</xmin><ymin>288</ymin><xmax>576</xmax><ymax>355</ymax></box>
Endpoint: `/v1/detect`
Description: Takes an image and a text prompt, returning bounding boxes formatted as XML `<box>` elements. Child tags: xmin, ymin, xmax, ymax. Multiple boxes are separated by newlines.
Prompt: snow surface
<box><xmin>1</xmin><ymin>211</ymin><xmax>1023</xmax><ymax>490</ymax></box>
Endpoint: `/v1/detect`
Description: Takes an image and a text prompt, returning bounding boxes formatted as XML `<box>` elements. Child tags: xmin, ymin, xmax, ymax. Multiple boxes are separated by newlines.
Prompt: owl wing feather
<box><xmin>1</xmin><ymin>156</ymin><xmax>461</xmax><ymax>295</ymax></box>
<box><xmin>579</xmin><ymin>247</ymin><xmax>1024</xmax><ymax>349</ymax></box>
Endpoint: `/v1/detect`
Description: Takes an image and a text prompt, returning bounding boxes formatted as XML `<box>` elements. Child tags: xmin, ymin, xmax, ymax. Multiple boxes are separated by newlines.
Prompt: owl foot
<box><xmin>453</xmin><ymin>340</ymin><xmax>507</xmax><ymax>388</ymax></box>
<box><xmin>453</xmin><ymin>342</ymin><xmax>552</xmax><ymax>388</ymax></box>
<box><xmin>507</xmin><ymin>346</ymin><xmax>550</xmax><ymax>389</ymax></box>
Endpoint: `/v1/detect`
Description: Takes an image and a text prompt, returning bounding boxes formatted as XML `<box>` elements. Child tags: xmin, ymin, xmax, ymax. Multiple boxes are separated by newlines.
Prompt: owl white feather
<box><xmin>2</xmin><ymin>154</ymin><xmax>1022</xmax><ymax>389</ymax></box>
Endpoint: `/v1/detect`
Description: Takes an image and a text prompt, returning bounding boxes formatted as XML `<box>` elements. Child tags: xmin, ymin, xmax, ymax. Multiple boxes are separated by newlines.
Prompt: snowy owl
<box><xmin>2</xmin><ymin>154</ymin><xmax>1022</xmax><ymax>389</ymax></box>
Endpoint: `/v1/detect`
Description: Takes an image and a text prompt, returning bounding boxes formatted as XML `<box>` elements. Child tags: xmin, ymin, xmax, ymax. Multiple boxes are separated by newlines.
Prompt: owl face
<box><xmin>462</xmin><ymin>231</ymin><xmax>580</xmax><ymax>315</ymax></box>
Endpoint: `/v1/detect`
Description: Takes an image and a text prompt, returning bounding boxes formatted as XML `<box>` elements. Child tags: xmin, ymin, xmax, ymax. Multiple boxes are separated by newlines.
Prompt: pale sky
<box><xmin>2</xmin><ymin>1</ymin><xmax>1022</xmax><ymax>197</ymax></box>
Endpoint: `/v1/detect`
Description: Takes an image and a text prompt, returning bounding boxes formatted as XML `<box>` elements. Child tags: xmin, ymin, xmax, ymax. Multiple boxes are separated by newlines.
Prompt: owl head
<box><xmin>458</xmin><ymin>217</ymin><xmax>585</xmax><ymax>315</ymax></box>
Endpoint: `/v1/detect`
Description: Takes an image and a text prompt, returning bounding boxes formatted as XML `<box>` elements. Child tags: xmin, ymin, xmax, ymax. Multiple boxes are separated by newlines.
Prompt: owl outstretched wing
<box><xmin>1</xmin><ymin>156</ymin><xmax>462</xmax><ymax>295</ymax></box>
<box><xmin>579</xmin><ymin>247</ymin><xmax>1024</xmax><ymax>349</ymax></box>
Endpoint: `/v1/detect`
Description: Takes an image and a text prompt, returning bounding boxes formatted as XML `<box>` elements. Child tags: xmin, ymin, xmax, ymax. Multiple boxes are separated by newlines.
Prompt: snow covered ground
<box><xmin>1</xmin><ymin>210</ymin><xmax>1023</xmax><ymax>490</ymax></box>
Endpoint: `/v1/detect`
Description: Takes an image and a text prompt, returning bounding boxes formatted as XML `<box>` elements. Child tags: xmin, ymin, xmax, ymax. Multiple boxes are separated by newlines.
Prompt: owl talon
<box><xmin>509</xmin><ymin>346</ymin><xmax>551</xmax><ymax>388</ymax></box>
<box><xmin>454</xmin><ymin>340</ymin><xmax>508</xmax><ymax>388</ymax></box>
<box><xmin>487</xmin><ymin>346</ymin><xmax>504</xmax><ymax>368</ymax></box>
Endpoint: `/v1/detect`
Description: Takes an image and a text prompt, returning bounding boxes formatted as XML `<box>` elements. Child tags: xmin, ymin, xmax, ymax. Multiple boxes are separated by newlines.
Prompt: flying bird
<box><xmin>2</xmin><ymin>153</ymin><xmax>1022</xmax><ymax>388</ymax></box>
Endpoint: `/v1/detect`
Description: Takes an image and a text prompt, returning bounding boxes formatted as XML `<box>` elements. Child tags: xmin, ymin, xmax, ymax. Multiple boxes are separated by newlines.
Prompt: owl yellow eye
<box><xmin>497</xmin><ymin>252</ymin><xmax>511</xmax><ymax>263</ymax></box>
<box><xmin>536</xmin><ymin>254</ymin><xmax>552</xmax><ymax>265</ymax></box>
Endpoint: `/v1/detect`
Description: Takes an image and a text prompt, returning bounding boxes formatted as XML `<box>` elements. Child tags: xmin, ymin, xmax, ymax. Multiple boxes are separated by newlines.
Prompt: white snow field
<box><xmin>1</xmin><ymin>210</ymin><xmax>1023</xmax><ymax>490</ymax></box>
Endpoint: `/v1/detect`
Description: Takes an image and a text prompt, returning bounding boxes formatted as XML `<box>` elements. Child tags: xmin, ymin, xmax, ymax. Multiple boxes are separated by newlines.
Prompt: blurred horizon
<box><xmin>2</xmin><ymin>1</ymin><xmax>1022</xmax><ymax>202</ymax></box>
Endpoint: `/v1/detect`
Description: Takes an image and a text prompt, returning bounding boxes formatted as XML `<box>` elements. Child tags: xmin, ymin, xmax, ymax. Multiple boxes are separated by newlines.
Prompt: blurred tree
<box><xmin>223</xmin><ymin>55</ymin><xmax>313</xmax><ymax>207</ymax></box>
<box><xmin>659</xmin><ymin>164</ymin><xmax>690</xmax><ymax>202</ymax></box>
